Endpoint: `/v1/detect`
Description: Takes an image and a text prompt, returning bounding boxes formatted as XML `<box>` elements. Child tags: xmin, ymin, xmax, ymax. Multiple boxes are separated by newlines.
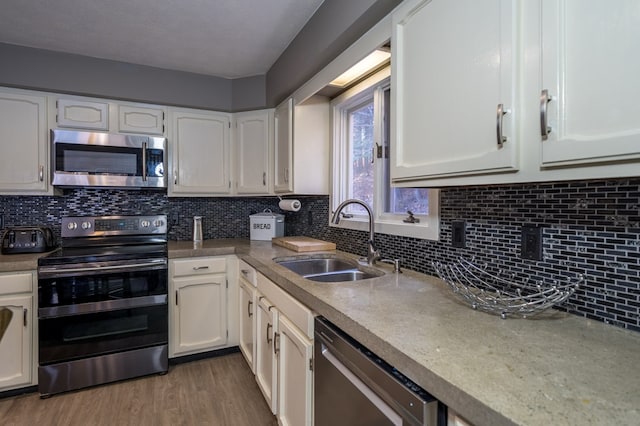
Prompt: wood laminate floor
<box><xmin>0</xmin><ymin>353</ymin><xmax>278</xmax><ymax>426</ymax></box>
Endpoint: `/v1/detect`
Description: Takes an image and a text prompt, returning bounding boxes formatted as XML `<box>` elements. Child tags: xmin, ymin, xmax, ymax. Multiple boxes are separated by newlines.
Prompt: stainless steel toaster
<box><xmin>1</xmin><ymin>226</ymin><xmax>56</xmax><ymax>254</ymax></box>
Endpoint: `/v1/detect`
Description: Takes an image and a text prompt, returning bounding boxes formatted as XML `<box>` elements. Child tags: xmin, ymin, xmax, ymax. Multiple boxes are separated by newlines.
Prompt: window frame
<box><xmin>330</xmin><ymin>67</ymin><xmax>440</xmax><ymax>241</ymax></box>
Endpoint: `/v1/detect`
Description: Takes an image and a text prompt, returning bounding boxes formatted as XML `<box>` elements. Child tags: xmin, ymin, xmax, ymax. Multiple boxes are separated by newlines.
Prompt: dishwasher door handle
<box><xmin>320</xmin><ymin>343</ymin><xmax>403</xmax><ymax>425</ymax></box>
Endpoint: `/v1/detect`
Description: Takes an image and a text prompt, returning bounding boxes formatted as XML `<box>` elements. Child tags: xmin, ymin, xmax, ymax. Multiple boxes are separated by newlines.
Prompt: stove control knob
<box><xmin>153</xmin><ymin>219</ymin><xmax>164</xmax><ymax>227</ymax></box>
<box><xmin>81</xmin><ymin>221</ymin><xmax>92</xmax><ymax>230</ymax></box>
<box><xmin>67</xmin><ymin>222</ymin><xmax>78</xmax><ymax>230</ymax></box>
<box><xmin>140</xmin><ymin>220</ymin><xmax>151</xmax><ymax>228</ymax></box>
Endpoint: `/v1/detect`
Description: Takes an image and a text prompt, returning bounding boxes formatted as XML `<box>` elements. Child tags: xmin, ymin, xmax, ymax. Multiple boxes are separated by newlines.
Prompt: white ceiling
<box><xmin>0</xmin><ymin>0</ymin><xmax>325</xmax><ymax>79</ymax></box>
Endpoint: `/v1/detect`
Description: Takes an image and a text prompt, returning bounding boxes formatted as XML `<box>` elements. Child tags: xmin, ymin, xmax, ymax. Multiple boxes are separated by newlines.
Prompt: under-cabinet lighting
<box><xmin>329</xmin><ymin>49</ymin><xmax>391</xmax><ymax>87</ymax></box>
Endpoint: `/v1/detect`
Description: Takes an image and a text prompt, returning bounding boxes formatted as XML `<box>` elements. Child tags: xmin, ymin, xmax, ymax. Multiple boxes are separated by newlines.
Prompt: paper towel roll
<box><xmin>279</xmin><ymin>199</ymin><xmax>301</xmax><ymax>212</ymax></box>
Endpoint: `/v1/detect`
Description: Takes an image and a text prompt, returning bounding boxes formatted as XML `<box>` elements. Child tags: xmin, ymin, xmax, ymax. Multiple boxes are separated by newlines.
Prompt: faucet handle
<box><xmin>380</xmin><ymin>258</ymin><xmax>402</xmax><ymax>273</ymax></box>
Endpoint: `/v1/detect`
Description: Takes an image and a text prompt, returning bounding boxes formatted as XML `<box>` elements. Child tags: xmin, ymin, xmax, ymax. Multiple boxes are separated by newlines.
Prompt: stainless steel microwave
<box><xmin>51</xmin><ymin>129</ymin><xmax>166</xmax><ymax>189</ymax></box>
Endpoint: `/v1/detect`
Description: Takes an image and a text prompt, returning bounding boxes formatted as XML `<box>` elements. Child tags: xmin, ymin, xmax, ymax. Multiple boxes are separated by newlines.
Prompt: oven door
<box><xmin>38</xmin><ymin>259</ymin><xmax>168</xmax><ymax>365</ymax></box>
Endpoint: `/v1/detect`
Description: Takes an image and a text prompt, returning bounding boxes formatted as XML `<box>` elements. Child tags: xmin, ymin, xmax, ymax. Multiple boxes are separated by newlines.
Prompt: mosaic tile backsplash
<box><xmin>1</xmin><ymin>178</ymin><xmax>638</xmax><ymax>333</ymax></box>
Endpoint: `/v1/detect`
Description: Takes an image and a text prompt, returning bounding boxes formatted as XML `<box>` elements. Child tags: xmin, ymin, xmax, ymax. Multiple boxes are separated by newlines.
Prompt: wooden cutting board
<box><xmin>272</xmin><ymin>236</ymin><xmax>336</xmax><ymax>252</ymax></box>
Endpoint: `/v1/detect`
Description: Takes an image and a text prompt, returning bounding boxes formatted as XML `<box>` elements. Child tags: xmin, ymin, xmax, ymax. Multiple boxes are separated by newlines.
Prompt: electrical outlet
<box><xmin>170</xmin><ymin>212</ymin><xmax>179</xmax><ymax>226</ymax></box>
<box><xmin>451</xmin><ymin>221</ymin><xmax>466</xmax><ymax>248</ymax></box>
<box><xmin>521</xmin><ymin>225</ymin><xmax>543</xmax><ymax>260</ymax></box>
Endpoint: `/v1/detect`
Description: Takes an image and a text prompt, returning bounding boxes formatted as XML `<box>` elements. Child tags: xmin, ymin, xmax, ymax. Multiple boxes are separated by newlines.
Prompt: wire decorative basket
<box><xmin>432</xmin><ymin>258</ymin><xmax>583</xmax><ymax>319</ymax></box>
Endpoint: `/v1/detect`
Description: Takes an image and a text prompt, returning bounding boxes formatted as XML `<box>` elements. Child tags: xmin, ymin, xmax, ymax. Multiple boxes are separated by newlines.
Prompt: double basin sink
<box><xmin>275</xmin><ymin>256</ymin><xmax>383</xmax><ymax>283</ymax></box>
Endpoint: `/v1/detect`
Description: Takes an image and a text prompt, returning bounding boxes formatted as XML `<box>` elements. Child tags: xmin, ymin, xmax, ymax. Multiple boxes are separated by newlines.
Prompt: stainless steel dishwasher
<box><xmin>314</xmin><ymin>317</ymin><xmax>442</xmax><ymax>426</ymax></box>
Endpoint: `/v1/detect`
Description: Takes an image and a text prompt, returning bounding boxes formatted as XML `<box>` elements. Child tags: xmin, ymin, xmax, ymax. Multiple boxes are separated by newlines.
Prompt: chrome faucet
<box><xmin>331</xmin><ymin>199</ymin><xmax>381</xmax><ymax>265</ymax></box>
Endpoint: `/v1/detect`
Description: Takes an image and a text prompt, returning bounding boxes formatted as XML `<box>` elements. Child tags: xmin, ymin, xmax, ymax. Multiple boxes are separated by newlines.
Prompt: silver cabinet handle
<box><xmin>23</xmin><ymin>308</ymin><xmax>27</xmax><ymax>326</ymax></box>
<box><xmin>247</xmin><ymin>300</ymin><xmax>253</xmax><ymax>318</ymax></box>
<box><xmin>175</xmin><ymin>290</ymin><xmax>179</xmax><ymax>305</ymax></box>
<box><xmin>496</xmin><ymin>104</ymin><xmax>509</xmax><ymax>148</ymax></box>
<box><xmin>39</xmin><ymin>165</ymin><xmax>44</xmax><ymax>182</ymax></box>
<box><xmin>192</xmin><ymin>266</ymin><xmax>209</xmax><ymax>270</ymax></box>
<box><xmin>540</xmin><ymin>89</ymin><xmax>552</xmax><ymax>140</ymax></box>
<box><xmin>262</xmin><ymin>172</ymin><xmax>266</xmax><ymax>186</ymax></box>
<box><xmin>241</xmin><ymin>269</ymin><xmax>250</xmax><ymax>276</ymax></box>
<box><xmin>142</xmin><ymin>142</ymin><xmax>148</xmax><ymax>181</ymax></box>
<box><xmin>174</xmin><ymin>171</ymin><xmax>177</xmax><ymax>185</ymax></box>
<box><xmin>266</xmin><ymin>323</ymin><xmax>272</xmax><ymax>344</ymax></box>
<box><xmin>273</xmin><ymin>331</ymin><xmax>280</xmax><ymax>355</ymax></box>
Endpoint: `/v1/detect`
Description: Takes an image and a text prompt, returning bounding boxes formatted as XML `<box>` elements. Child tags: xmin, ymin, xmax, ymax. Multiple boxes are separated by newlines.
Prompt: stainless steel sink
<box><xmin>275</xmin><ymin>256</ymin><xmax>383</xmax><ymax>282</ymax></box>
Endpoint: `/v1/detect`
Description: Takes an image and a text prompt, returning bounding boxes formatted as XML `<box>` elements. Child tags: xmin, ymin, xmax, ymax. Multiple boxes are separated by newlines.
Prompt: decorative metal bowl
<box><xmin>432</xmin><ymin>258</ymin><xmax>583</xmax><ymax>319</ymax></box>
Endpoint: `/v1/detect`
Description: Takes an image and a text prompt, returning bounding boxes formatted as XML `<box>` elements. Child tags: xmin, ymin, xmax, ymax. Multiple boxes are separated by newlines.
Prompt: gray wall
<box><xmin>265</xmin><ymin>0</ymin><xmax>402</xmax><ymax>106</ymax></box>
<box><xmin>0</xmin><ymin>43</ymin><xmax>265</xmax><ymax>111</ymax></box>
<box><xmin>0</xmin><ymin>1</ymin><xmax>401</xmax><ymax>110</ymax></box>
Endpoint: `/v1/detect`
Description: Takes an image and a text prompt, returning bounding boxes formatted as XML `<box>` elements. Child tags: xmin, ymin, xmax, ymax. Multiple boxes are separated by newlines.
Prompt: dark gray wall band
<box><xmin>0</xmin><ymin>0</ymin><xmax>400</xmax><ymax>110</ymax></box>
<box><xmin>265</xmin><ymin>0</ymin><xmax>401</xmax><ymax>106</ymax></box>
<box><xmin>0</xmin><ymin>43</ymin><xmax>267</xmax><ymax>111</ymax></box>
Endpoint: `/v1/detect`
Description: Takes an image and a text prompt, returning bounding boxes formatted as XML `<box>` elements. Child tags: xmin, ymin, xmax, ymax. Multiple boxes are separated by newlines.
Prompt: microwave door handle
<box><xmin>142</xmin><ymin>141</ymin><xmax>148</xmax><ymax>182</ymax></box>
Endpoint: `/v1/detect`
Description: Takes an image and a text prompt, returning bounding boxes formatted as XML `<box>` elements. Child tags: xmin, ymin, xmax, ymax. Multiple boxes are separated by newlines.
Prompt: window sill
<box><xmin>329</xmin><ymin>216</ymin><xmax>439</xmax><ymax>241</ymax></box>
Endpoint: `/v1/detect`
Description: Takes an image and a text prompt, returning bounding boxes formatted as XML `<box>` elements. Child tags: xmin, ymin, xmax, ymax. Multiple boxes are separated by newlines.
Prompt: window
<box><xmin>331</xmin><ymin>67</ymin><xmax>439</xmax><ymax>240</ymax></box>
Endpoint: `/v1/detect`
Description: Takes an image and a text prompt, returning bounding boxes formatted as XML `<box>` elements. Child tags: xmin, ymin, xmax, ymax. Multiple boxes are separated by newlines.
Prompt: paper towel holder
<box><xmin>278</xmin><ymin>198</ymin><xmax>302</xmax><ymax>212</ymax></box>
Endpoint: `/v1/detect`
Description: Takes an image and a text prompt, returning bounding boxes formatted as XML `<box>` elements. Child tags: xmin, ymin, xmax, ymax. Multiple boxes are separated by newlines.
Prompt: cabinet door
<box><xmin>169</xmin><ymin>109</ymin><xmax>231</xmax><ymax>195</ymax></box>
<box><xmin>235</xmin><ymin>110</ymin><xmax>271</xmax><ymax>194</ymax></box>
<box><xmin>171</xmin><ymin>274</ymin><xmax>227</xmax><ymax>357</ymax></box>
<box><xmin>0</xmin><ymin>295</ymin><xmax>32</xmax><ymax>391</ymax></box>
<box><xmin>274</xmin><ymin>98</ymin><xmax>293</xmax><ymax>193</ymax></box>
<box><xmin>56</xmin><ymin>98</ymin><xmax>109</xmax><ymax>130</ymax></box>
<box><xmin>119</xmin><ymin>105</ymin><xmax>165</xmax><ymax>135</ymax></box>
<box><xmin>238</xmin><ymin>279</ymin><xmax>256</xmax><ymax>372</ymax></box>
<box><xmin>0</xmin><ymin>89</ymin><xmax>48</xmax><ymax>193</ymax></box>
<box><xmin>391</xmin><ymin>0</ymin><xmax>518</xmax><ymax>181</ymax></box>
<box><xmin>277</xmin><ymin>315</ymin><xmax>313</xmax><ymax>426</ymax></box>
<box><xmin>540</xmin><ymin>0</ymin><xmax>640</xmax><ymax>166</ymax></box>
<box><xmin>255</xmin><ymin>295</ymin><xmax>278</xmax><ymax>414</ymax></box>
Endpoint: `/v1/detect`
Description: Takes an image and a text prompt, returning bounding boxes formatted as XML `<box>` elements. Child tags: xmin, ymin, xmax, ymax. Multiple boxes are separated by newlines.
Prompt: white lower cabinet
<box><xmin>238</xmin><ymin>260</ymin><xmax>257</xmax><ymax>372</ymax></box>
<box><xmin>277</xmin><ymin>315</ymin><xmax>313</xmax><ymax>426</ymax></box>
<box><xmin>252</xmin><ymin>272</ymin><xmax>314</xmax><ymax>425</ymax></box>
<box><xmin>0</xmin><ymin>271</ymin><xmax>35</xmax><ymax>392</ymax></box>
<box><xmin>169</xmin><ymin>256</ymin><xmax>231</xmax><ymax>358</ymax></box>
<box><xmin>255</xmin><ymin>294</ymin><xmax>278</xmax><ymax>413</ymax></box>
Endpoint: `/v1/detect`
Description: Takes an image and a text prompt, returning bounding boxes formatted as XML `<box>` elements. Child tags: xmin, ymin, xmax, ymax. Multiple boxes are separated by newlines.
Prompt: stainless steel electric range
<box><xmin>37</xmin><ymin>215</ymin><xmax>168</xmax><ymax>397</ymax></box>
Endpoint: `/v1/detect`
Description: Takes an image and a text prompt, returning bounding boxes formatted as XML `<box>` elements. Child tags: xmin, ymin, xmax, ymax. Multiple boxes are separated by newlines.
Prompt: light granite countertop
<box><xmin>3</xmin><ymin>240</ymin><xmax>638</xmax><ymax>425</ymax></box>
<box><xmin>0</xmin><ymin>249</ymin><xmax>57</xmax><ymax>272</ymax></box>
<box><xmin>170</xmin><ymin>239</ymin><xmax>640</xmax><ymax>426</ymax></box>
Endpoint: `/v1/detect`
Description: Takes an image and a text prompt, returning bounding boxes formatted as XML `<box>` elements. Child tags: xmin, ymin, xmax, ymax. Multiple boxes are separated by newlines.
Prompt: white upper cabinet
<box><xmin>235</xmin><ymin>110</ymin><xmax>272</xmax><ymax>195</ymax></box>
<box><xmin>0</xmin><ymin>88</ymin><xmax>49</xmax><ymax>194</ymax></box>
<box><xmin>274</xmin><ymin>96</ymin><xmax>330</xmax><ymax>195</ymax></box>
<box><xmin>169</xmin><ymin>108</ymin><xmax>231</xmax><ymax>195</ymax></box>
<box><xmin>118</xmin><ymin>104</ymin><xmax>165</xmax><ymax>135</ymax></box>
<box><xmin>55</xmin><ymin>98</ymin><xmax>109</xmax><ymax>130</ymax></box>
<box><xmin>274</xmin><ymin>98</ymin><xmax>293</xmax><ymax>193</ymax></box>
<box><xmin>391</xmin><ymin>0</ymin><xmax>518</xmax><ymax>182</ymax></box>
<box><xmin>54</xmin><ymin>96</ymin><xmax>166</xmax><ymax>136</ymax></box>
<box><xmin>539</xmin><ymin>0</ymin><xmax>640</xmax><ymax>167</ymax></box>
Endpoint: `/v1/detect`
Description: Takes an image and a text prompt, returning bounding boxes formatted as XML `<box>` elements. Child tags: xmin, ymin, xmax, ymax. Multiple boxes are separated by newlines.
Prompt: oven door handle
<box><xmin>39</xmin><ymin>294</ymin><xmax>168</xmax><ymax>319</ymax></box>
<box><xmin>38</xmin><ymin>259</ymin><xmax>168</xmax><ymax>278</ymax></box>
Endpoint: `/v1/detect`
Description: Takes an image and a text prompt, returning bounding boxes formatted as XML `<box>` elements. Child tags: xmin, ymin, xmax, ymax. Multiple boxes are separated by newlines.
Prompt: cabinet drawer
<box><xmin>171</xmin><ymin>257</ymin><xmax>226</xmax><ymax>277</ymax></box>
<box><xmin>0</xmin><ymin>272</ymin><xmax>33</xmax><ymax>294</ymax></box>
<box><xmin>238</xmin><ymin>260</ymin><xmax>257</xmax><ymax>286</ymax></box>
<box><xmin>257</xmin><ymin>273</ymin><xmax>313</xmax><ymax>339</ymax></box>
